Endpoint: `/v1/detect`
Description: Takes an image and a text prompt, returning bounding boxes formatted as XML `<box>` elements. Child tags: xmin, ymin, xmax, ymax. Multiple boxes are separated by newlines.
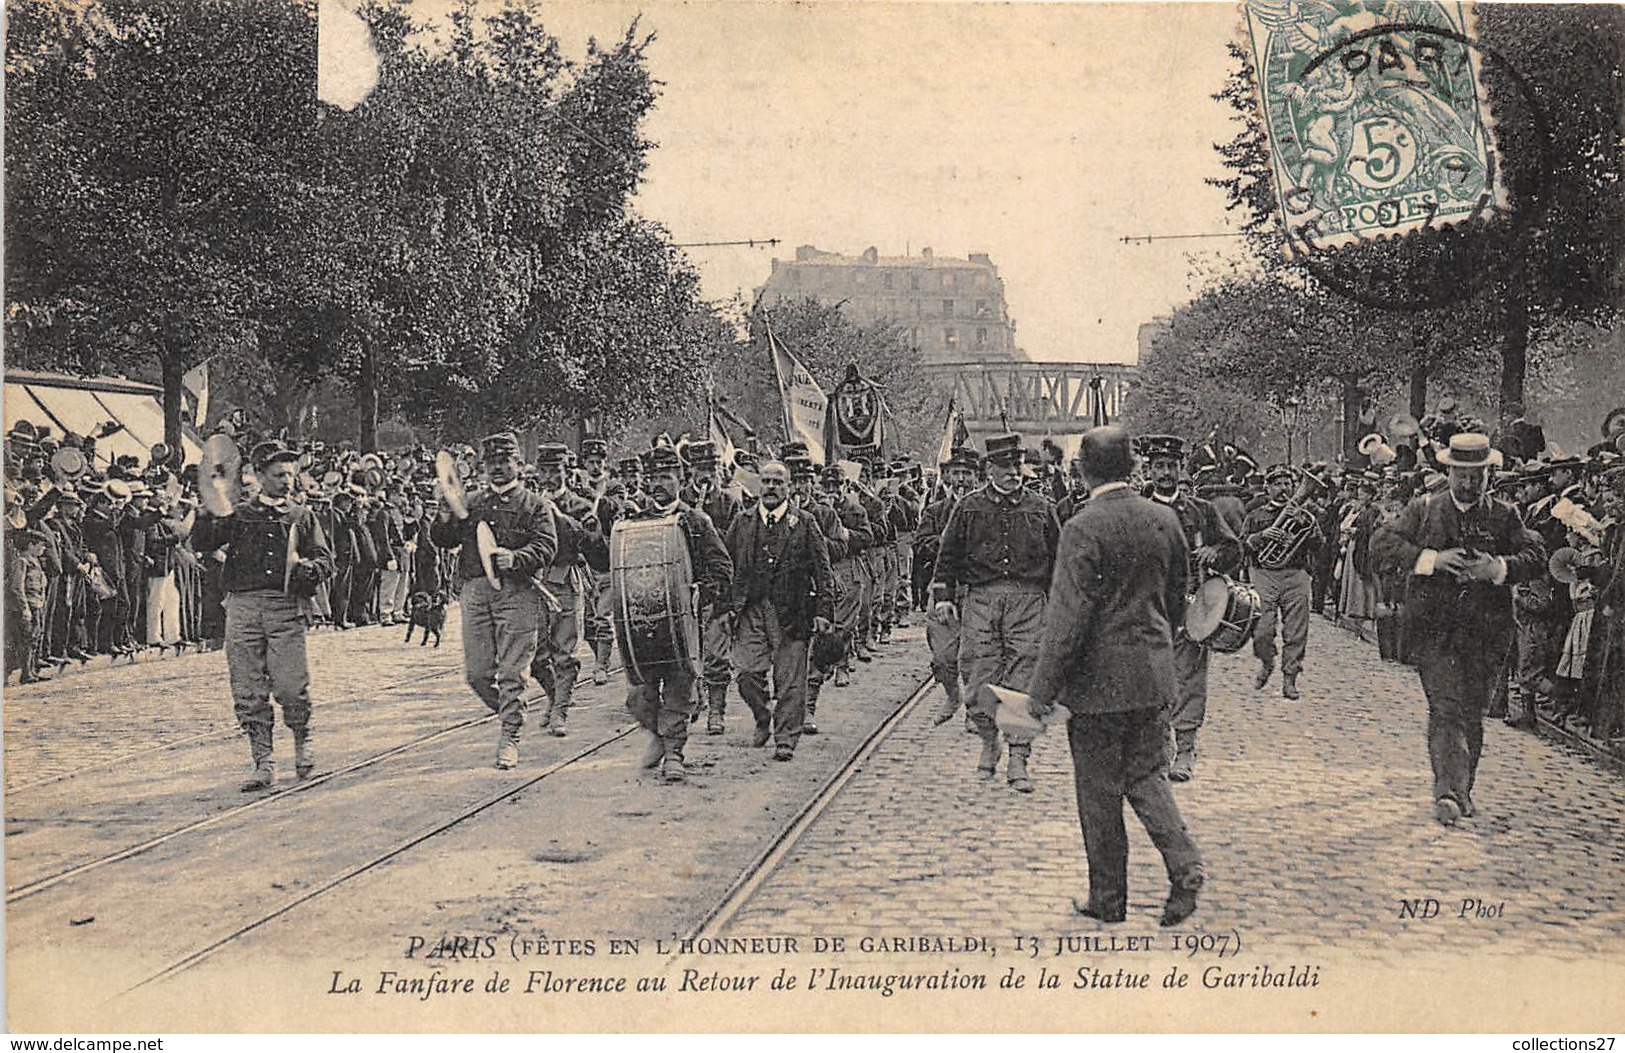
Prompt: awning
<box><xmin>5</xmin><ymin>371</ymin><xmax>202</xmax><ymax>468</ymax></box>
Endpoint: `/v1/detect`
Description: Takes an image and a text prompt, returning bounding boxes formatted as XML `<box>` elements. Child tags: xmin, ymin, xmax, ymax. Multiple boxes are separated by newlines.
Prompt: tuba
<box><xmin>1254</xmin><ymin>470</ymin><xmax>1329</xmax><ymax>571</ymax></box>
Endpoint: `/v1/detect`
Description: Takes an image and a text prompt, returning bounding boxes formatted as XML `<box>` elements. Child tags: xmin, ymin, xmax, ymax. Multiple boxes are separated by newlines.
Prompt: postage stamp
<box><xmin>1243</xmin><ymin>0</ymin><xmax>1506</xmax><ymax>252</ymax></box>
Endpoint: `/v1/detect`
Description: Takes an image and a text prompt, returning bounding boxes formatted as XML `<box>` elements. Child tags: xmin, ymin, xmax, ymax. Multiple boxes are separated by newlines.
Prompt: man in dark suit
<box><xmin>725</xmin><ymin>459</ymin><xmax>835</xmax><ymax>761</ymax></box>
<box><xmin>1028</xmin><ymin>426</ymin><xmax>1204</xmax><ymax>927</ymax></box>
<box><xmin>1371</xmin><ymin>432</ymin><xmax>1546</xmax><ymax>827</ymax></box>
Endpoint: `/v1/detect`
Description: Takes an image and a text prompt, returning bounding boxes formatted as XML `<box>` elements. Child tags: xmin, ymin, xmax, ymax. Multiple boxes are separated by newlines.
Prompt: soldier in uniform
<box><xmin>1244</xmin><ymin>464</ymin><xmax>1323</xmax><ymax>700</ymax></box>
<box><xmin>919</xmin><ymin>447</ymin><xmax>982</xmax><ymax>727</ymax></box>
<box><xmin>854</xmin><ymin>453</ymin><xmax>895</xmax><ymax>650</ymax></box>
<box><xmin>930</xmin><ymin>433</ymin><xmax>1060</xmax><ymax>792</ymax></box>
<box><xmin>530</xmin><ymin>442</ymin><xmax>609</xmax><ymax>738</ymax></box>
<box><xmin>823</xmin><ymin>464</ymin><xmax>873</xmax><ymax>686</ymax></box>
<box><xmin>579</xmin><ymin>437</ymin><xmax>617</xmax><ymax>684</ymax></box>
<box><xmin>791</xmin><ymin>455</ymin><xmax>849</xmax><ymax>733</ymax></box>
<box><xmin>1140</xmin><ymin>435</ymin><xmax>1241</xmax><ymax>781</ymax></box>
<box><xmin>890</xmin><ymin>460</ymin><xmax>923</xmax><ymax>625</ymax></box>
<box><xmin>430</xmin><ymin>433</ymin><xmax>559</xmax><ymax>769</ymax></box>
<box><xmin>682</xmin><ymin>440</ymin><xmax>744</xmax><ymax>734</ymax></box>
<box><xmin>723</xmin><ymin>460</ymin><xmax>835</xmax><ymax>761</ymax></box>
<box><xmin>191</xmin><ymin>440</ymin><xmax>334</xmax><ymax>791</ymax></box>
<box><xmin>622</xmin><ymin>445</ymin><xmax>732</xmax><ymax>783</ymax></box>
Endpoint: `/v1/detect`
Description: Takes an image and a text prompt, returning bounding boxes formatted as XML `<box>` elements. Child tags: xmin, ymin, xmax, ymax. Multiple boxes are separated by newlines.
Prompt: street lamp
<box><xmin>1281</xmin><ymin>396</ymin><xmax>1303</xmax><ymax>465</ymax></box>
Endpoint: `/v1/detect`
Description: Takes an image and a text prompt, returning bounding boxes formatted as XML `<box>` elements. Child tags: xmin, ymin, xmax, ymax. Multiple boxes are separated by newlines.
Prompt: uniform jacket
<box><xmin>1027</xmin><ymin>486</ymin><xmax>1189</xmax><ymax>716</ymax></box>
<box><xmin>190</xmin><ymin>497</ymin><xmax>335</xmax><ymax>595</ymax></box>
<box><xmin>835</xmin><ymin>499</ymin><xmax>874</xmax><ymax>560</ymax></box>
<box><xmin>429</xmin><ymin>484</ymin><xmax>559</xmax><ymax>588</ymax></box>
<box><xmin>1370</xmin><ymin>491</ymin><xmax>1546</xmax><ymax>652</ymax></box>
<box><xmin>682</xmin><ymin>482</ymin><xmax>743</xmax><ymax>537</ymax></box>
<box><xmin>544</xmin><ymin>487</ymin><xmax>610</xmax><ymax>583</ymax></box>
<box><xmin>804</xmin><ymin>501</ymin><xmax>850</xmax><ymax>564</ymax></box>
<box><xmin>930</xmin><ymin>484</ymin><xmax>1060</xmax><ymax>600</ymax></box>
<box><xmin>724</xmin><ymin>503</ymin><xmax>835</xmax><ymax>639</ymax></box>
<box><xmin>1151</xmin><ymin>490</ymin><xmax>1242</xmax><ymax>579</ymax></box>
<box><xmin>1244</xmin><ymin>495</ymin><xmax>1324</xmax><ymax>571</ymax></box>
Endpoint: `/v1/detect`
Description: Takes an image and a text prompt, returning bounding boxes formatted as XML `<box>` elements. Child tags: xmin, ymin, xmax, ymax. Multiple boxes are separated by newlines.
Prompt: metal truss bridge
<box><xmin>921</xmin><ymin>360</ymin><xmax>1138</xmax><ymax>437</ymax></box>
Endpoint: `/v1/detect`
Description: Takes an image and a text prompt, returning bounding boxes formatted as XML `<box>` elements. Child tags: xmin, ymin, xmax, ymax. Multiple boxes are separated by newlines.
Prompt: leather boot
<box><xmin>931</xmin><ymin>686</ymin><xmax>962</xmax><ymax>726</ymax></box>
<box><xmin>661</xmin><ymin>749</ymin><xmax>686</xmax><ymax>784</ymax></box>
<box><xmin>640</xmin><ymin>731</ymin><xmax>665</xmax><ymax>769</ymax></box>
<box><xmin>976</xmin><ymin>732</ymin><xmax>1000</xmax><ymax>779</ymax></box>
<box><xmin>1281</xmin><ymin>673</ymin><xmax>1300</xmax><ymax>700</ymax></box>
<box><xmin>804</xmin><ymin>688</ymin><xmax>820</xmax><ymax>735</ymax></box>
<box><xmin>495</xmin><ymin>725</ymin><xmax>520</xmax><ymax>770</ymax></box>
<box><xmin>293</xmin><ymin>727</ymin><xmax>315</xmax><ymax>780</ymax></box>
<box><xmin>240</xmin><ymin>725</ymin><xmax>275</xmax><ymax>792</ymax></box>
<box><xmin>1254</xmin><ymin>657</ymin><xmax>1274</xmax><ymax>690</ymax></box>
<box><xmin>592</xmin><ymin>641</ymin><xmax>612</xmax><ymax>685</ymax></box>
<box><xmin>706</xmin><ymin>683</ymin><xmax>726</xmax><ymax>735</ymax></box>
<box><xmin>1161</xmin><ymin>866</ymin><xmax>1205</xmax><ymax>927</ymax></box>
<box><xmin>1168</xmin><ymin>729</ymin><xmax>1196</xmax><ymax>783</ymax></box>
<box><xmin>550</xmin><ymin>681</ymin><xmax>573</xmax><ymax>737</ymax></box>
<box><xmin>1006</xmin><ymin>743</ymin><xmax>1033</xmax><ymax>793</ymax></box>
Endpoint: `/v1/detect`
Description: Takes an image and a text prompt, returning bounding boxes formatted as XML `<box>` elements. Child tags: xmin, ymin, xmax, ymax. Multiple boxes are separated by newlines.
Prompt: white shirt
<box><xmin>758</xmin><ymin>500</ymin><xmax>789</xmax><ymax>525</ymax></box>
<box><xmin>490</xmin><ymin>479</ymin><xmax>522</xmax><ymax>497</ymax></box>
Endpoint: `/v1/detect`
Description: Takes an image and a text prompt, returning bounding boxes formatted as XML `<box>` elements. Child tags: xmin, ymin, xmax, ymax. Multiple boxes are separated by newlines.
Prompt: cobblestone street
<box><xmin>727</xmin><ymin>616</ymin><xmax>1625</xmax><ymax>961</ymax></box>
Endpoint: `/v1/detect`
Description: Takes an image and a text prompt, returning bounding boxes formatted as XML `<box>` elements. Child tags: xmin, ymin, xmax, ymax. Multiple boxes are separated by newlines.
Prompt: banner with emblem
<box><xmin>766</xmin><ymin>322</ymin><xmax>828</xmax><ymax>466</ymax></box>
<box><xmin>830</xmin><ymin>364</ymin><xmax>884</xmax><ymax>449</ymax></box>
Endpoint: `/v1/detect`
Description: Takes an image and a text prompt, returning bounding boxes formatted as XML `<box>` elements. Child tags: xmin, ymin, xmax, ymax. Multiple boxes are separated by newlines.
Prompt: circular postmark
<box><xmin>1271</xmin><ymin>21</ymin><xmax>1553</xmax><ymax>311</ymax></box>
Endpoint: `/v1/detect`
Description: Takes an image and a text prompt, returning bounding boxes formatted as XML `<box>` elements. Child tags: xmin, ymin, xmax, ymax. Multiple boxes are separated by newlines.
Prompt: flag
<box><xmin>182</xmin><ymin>359</ymin><xmax>210</xmax><ymax>429</ymax></box>
<box><xmin>767</xmin><ymin>322</ymin><xmax>828</xmax><ymax>465</ymax></box>
<box><xmin>935</xmin><ymin>398</ymin><xmax>970</xmax><ymax>468</ymax></box>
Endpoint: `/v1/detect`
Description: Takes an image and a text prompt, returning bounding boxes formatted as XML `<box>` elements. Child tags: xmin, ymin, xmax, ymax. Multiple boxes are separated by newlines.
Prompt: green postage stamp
<box><xmin>1243</xmin><ymin>0</ymin><xmax>1504</xmax><ymax>251</ymax></box>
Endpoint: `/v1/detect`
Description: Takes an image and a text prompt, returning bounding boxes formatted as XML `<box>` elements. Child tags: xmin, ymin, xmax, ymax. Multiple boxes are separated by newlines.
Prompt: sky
<box><xmin>328</xmin><ymin>2</ymin><xmax>1250</xmax><ymax>364</ymax></box>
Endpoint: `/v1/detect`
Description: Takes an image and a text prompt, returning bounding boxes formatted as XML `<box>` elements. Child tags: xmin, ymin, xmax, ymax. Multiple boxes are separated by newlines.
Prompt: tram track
<box><xmin>120</xmin><ymin>722</ymin><xmax>640</xmax><ymax>995</ymax></box>
<box><xmin>684</xmin><ymin>673</ymin><xmax>934</xmax><ymax>944</ymax></box>
<box><xmin>6</xmin><ymin>661</ymin><xmax>623</xmax><ymax>902</ymax></box>
<box><xmin>5</xmin><ymin>658</ymin><xmax>466</xmax><ymax>797</ymax></box>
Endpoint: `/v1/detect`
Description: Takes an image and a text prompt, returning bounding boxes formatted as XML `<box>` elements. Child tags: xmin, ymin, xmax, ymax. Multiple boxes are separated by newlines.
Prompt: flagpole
<box><xmin>765</xmin><ymin>316</ymin><xmax>795</xmax><ymax>446</ymax></box>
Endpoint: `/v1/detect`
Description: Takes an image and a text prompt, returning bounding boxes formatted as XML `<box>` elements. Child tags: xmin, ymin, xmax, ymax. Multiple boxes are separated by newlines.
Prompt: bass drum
<box><xmin>1184</xmin><ymin>576</ymin><xmax>1261</xmax><ymax>653</ymax></box>
<box><xmin>610</xmin><ymin>516</ymin><xmax>701</xmax><ymax>685</ymax></box>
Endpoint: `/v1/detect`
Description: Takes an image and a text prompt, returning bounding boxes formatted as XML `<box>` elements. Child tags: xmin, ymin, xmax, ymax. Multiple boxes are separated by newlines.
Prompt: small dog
<box><xmin>404</xmin><ymin>591</ymin><xmax>447</xmax><ymax>647</ymax></box>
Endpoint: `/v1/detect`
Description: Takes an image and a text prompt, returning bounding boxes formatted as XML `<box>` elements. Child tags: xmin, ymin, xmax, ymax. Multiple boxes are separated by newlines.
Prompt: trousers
<box><xmin>627</xmin><ymin>669</ymin><xmax>697</xmax><ymax>755</ymax></box>
<box><xmin>1250</xmin><ymin>567</ymin><xmax>1310</xmax><ymax>676</ymax></box>
<box><xmin>531</xmin><ymin>576</ymin><xmax>583</xmax><ymax>712</ymax></box>
<box><xmin>1414</xmin><ymin>633</ymin><xmax>1504</xmax><ymax>808</ymax></box>
<box><xmin>459</xmin><ymin>576</ymin><xmax>542</xmax><ymax>730</ymax></box>
<box><xmin>1170</xmin><ymin>633</ymin><xmax>1209</xmax><ymax>734</ymax></box>
<box><xmin>958</xmin><ymin>581</ymin><xmax>1046</xmax><ymax>737</ymax></box>
<box><xmin>734</xmin><ymin>599</ymin><xmax>809</xmax><ymax>750</ymax></box>
<box><xmin>224</xmin><ymin>590</ymin><xmax>311</xmax><ymax>732</ymax></box>
<box><xmin>1067</xmin><ymin>708</ymin><xmax>1202</xmax><ymax>901</ymax></box>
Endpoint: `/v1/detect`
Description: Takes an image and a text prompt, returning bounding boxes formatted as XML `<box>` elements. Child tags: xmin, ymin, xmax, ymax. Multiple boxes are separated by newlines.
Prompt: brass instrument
<box><xmin>1253</xmin><ymin>470</ymin><xmax>1328</xmax><ymax>570</ymax></box>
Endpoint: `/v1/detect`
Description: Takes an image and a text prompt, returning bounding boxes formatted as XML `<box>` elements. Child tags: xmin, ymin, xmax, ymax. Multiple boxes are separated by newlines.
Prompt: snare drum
<box><xmin>610</xmin><ymin>516</ymin><xmax>702</xmax><ymax>685</ymax></box>
<box><xmin>1183</xmin><ymin>576</ymin><xmax>1261</xmax><ymax>653</ymax></box>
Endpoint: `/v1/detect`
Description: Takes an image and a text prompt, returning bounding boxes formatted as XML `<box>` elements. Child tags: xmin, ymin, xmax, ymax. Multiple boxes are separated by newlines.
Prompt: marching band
<box><xmin>7</xmin><ymin>395</ymin><xmax>1625</xmax><ymax>923</ymax></box>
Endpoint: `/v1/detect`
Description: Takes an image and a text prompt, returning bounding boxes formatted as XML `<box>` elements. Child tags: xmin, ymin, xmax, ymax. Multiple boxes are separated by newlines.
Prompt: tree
<box><xmin>707</xmin><ymin>297</ymin><xmax>946</xmax><ymax>463</ymax></box>
<box><xmin>1207</xmin><ymin>10</ymin><xmax>1625</xmax><ymax>440</ymax></box>
<box><xmin>6</xmin><ymin>0</ymin><xmax>320</xmax><ymax>454</ymax></box>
